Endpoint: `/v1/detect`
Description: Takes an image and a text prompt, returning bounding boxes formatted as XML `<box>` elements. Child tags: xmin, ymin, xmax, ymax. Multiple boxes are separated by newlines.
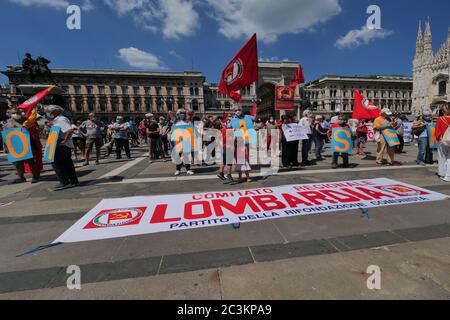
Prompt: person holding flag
<box><xmin>3</xmin><ymin>107</ymin><xmax>41</xmax><ymax>184</ymax></box>
<box><xmin>17</xmin><ymin>86</ymin><xmax>55</xmax><ymax>182</ymax></box>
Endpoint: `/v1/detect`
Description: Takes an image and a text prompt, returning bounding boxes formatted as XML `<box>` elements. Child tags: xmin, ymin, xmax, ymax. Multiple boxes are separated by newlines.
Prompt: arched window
<box><xmin>190</xmin><ymin>88</ymin><xmax>194</xmax><ymax>96</ymax></box>
<box><xmin>439</xmin><ymin>81</ymin><xmax>447</xmax><ymax>96</ymax></box>
<box><xmin>192</xmin><ymin>99</ymin><xmax>199</xmax><ymax>111</ymax></box>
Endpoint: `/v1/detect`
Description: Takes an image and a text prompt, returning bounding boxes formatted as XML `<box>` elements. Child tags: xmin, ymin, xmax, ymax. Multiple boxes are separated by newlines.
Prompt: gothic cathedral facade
<box><xmin>412</xmin><ymin>19</ymin><xmax>449</xmax><ymax>115</ymax></box>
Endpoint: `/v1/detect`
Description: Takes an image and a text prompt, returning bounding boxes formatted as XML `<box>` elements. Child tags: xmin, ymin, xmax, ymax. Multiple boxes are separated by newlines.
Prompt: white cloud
<box><xmin>104</xmin><ymin>0</ymin><xmax>199</xmax><ymax>39</ymax></box>
<box><xmin>205</xmin><ymin>0</ymin><xmax>342</xmax><ymax>43</ymax></box>
<box><xmin>117</xmin><ymin>47</ymin><xmax>165</xmax><ymax>70</ymax></box>
<box><xmin>335</xmin><ymin>26</ymin><xmax>393</xmax><ymax>49</ymax></box>
<box><xmin>10</xmin><ymin>0</ymin><xmax>94</xmax><ymax>10</ymax></box>
<box><xmin>81</xmin><ymin>0</ymin><xmax>94</xmax><ymax>11</ymax></box>
<box><xmin>169</xmin><ymin>50</ymin><xmax>183</xmax><ymax>60</ymax></box>
<box><xmin>9</xmin><ymin>0</ymin><xmax>69</xmax><ymax>8</ymax></box>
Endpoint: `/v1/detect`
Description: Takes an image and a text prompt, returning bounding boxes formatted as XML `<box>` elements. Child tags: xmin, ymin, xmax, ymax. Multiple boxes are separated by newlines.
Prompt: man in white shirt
<box><xmin>45</xmin><ymin>105</ymin><xmax>79</xmax><ymax>191</ymax></box>
<box><xmin>330</xmin><ymin>109</ymin><xmax>341</xmax><ymax>125</ymax></box>
<box><xmin>299</xmin><ymin>109</ymin><xmax>313</xmax><ymax>165</ymax></box>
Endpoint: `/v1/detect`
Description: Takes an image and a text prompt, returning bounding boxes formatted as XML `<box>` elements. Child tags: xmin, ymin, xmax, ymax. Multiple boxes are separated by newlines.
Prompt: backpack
<box><xmin>441</xmin><ymin>117</ymin><xmax>450</xmax><ymax>147</ymax></box>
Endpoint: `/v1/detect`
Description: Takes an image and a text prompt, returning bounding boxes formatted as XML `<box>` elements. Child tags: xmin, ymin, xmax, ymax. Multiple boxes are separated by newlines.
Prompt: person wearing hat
<box><xmin>330</xmin><ymin>108</ymin><xmax>341</xmax><ymax>125</ymax></box>
<box><xmin>373</xmin><ymin>108</ymin><xmax>396</xmax><ymax>165</ymax></box>
<box><xmin>327</xmin><ymin>116</ymin><xmax>350</xmax><ymax>169</ymax></box>
<box><xmin>171</xmin><ymin>109</ymin><xmax>194</xmax><ymax>176</ymax></box>
<box><xmin>412</xmin><ymin>109</ymin><xmax>434</xmax><ymax>165</ymax></box>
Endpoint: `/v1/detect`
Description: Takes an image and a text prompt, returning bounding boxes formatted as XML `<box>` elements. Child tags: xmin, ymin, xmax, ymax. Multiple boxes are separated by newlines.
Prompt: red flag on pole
<box><xmin>218</xmin><ymin>34</ymin><xmax>259</xmax><ymax>102</ymax></box>
<box><xmin>352</xmin><ymin>90</ymin><xmax>381</xmax><ymax>120</ymax></box>
<box><xmin>18</xmin><ymin>86</ymin><xmax>55</xmax><ymax>117</ymax></box>
<box><xmin>251</xmin><ymin>102</ymin><xmax>257</xmax><ymax>117</ymax></box>
<box><xmin>289</xmin><ymin>66</ymin><xmax>305</xmax><ymax>88</ymax></box>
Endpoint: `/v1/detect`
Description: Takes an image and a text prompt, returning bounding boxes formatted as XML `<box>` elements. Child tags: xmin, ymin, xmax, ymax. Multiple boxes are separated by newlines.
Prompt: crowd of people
<box><xmin>1</xmin><ymin>101</ymin><xmax>450</xmax><ymax>191</ymax></box>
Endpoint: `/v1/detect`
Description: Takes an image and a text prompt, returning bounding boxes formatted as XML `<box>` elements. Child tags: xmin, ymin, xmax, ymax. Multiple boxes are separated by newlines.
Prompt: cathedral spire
<box><xmin>415</xmin><ymin>20</ymin><xmax>424</xmax><ymax>57</ymax></box>
<box><xmin>424</xmin><ymin>17</ymin><xmax>433</xmax><ymax>55</ymax></box>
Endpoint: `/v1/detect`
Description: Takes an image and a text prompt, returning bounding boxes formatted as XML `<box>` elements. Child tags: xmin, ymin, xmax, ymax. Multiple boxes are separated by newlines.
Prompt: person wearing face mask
<box><xmin>171</xmin><ymin>109</ymin><xmax>194</xmax><ymax>176</ymax></box>
<box><xmin>413</xmin><ymin>109</ymin><xmax>434</xmax><ymax>165</ymax></box>
<box><xmin>373</xmin><ymin>108</ymin><xmax>396</xmax><ymax>166</ymax></box>
<box><xmin>44</xmin><ymin>105</ymin><xmax>79</xmax><ymax>191</ymax></box>
<box><xmin>146</xmin><ymin>113</ymin><xmax>159</xmax><ymax>163</ymax></box>
<box><xmin>327</xmin><ymin>116</ymin><xmax>351</xmax><ymax>169</ymax></box>
<box><xmin>266</xmin><ymin>117</ymin><xmax>276</xmax><ymax>151</ymax></box>
<box><xmin>299</xmin><ymin>109</ymin><xmax>313</xmax><ymax>166</ymax></box>
<box><xmin>3</xmin><ymin>108</ymin><xmax>40</xmax><ymax>184</ymax></box>
<box><xmin>80</xmin><ymin>112</ymin><xmax>105</xmax><ymax>166</ymax></box>
<box><xmin>112</xmin><ymin>116</ymin><xmax>131</xmax><ymax>160</ymax></box>
<box><xmin>159</xmin><ymin>116</ymin><xmax>171</xmax><ymax>161</ymax></box>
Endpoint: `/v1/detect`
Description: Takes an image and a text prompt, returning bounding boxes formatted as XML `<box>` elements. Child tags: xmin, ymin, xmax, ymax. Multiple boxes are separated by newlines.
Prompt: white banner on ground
<box><xmin>53</xmin><ymin>179</ymin><xmax>448</xmax><ymax>244</ymax></box>
<box><xmin>403</xmin><ymin>122</ymin><xmax>413</xmax><ymax>143</ymax></box>
<box><xmin>282</xmin><ymin>124</ymin><xmax>309</xmax><ymax>142</ymax></box>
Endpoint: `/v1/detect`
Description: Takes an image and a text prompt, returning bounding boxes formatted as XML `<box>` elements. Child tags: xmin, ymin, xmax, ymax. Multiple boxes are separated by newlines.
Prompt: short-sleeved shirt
<box><xmin>53</xmin><ymin>115</ymin><xmax>74</xmax><ymax>148</ymax></box>
<box><xmin>146</xmin><ymin>121</ymin><xmax>160</xmax><ymax>138</ymax></box>
<box><xmin>81</xmin><ymin>119</ymin><xmax>104</xmax><ymax>139</ymax></box>
<box><xmin>112</xmin><ymin>122</ymin><xmax>130</xmax><ymax>139</ymax></box>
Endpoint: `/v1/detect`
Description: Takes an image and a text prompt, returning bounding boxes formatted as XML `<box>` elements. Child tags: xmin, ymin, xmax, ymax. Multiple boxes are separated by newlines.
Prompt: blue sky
<box><xmin>0</xmin><ymin>0</ymin><xmax>449</xmax><ymax>85</ymax></box>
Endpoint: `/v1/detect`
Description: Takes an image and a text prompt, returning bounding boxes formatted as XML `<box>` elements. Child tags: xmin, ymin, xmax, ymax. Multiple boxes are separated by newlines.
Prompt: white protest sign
<box><xmin>282</xmin><ymin>123</ymin><xmax>309</xmax><ymax>142</ymax></box>
<box><xmin>366</xmin><ymin>123</ymin><xmax>375</xmax><ymax>142</ymax></box>
<box><xmin>53</xmin><ymin>179</ymin><xmax>447</xmax><ymax>244</ymax></box>
<box><xmin>403</xmin><ymin>122</ymin><xmax>413</xmax><ymax>143</ymax></box>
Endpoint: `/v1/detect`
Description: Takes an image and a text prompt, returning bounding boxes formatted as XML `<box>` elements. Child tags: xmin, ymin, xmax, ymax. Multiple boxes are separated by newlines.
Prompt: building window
<box><xmin>195</xmin><ymin>88</ymin><xmax>199</xmax><ymax>96</ymax></box>
<box><xmin>145</xmin><ymin>87</ymin><xmax>151</xmax><ymax>95</ymax></box>
<box><xmin>439</xmin><ymin>81</ymin><xmax>447</xmax><ymax>96</ymax></box>
<box><xmin>99</xmin><ymin>86</ymin><xmax>105</xmax><ymax>95</ymax></box>
<box><xmin>190</xmin><ymin>88</ymin><xmax>194</xmax><ymax>96</ymax></box>
<box><xmin>156</xmin><ymin>87</ymin><xmax>161</xmax><ymax>96</ymax></box>
<box><xmin>145</xmin><ymin>102</ymin><xmax>151</xmax><ymax>112</ymax></box>
<box><xmin>75</xmin><ymin>86</ymin><xmax>81</xmax><ymax>95</ymax></box>
<box><xmin>133</xmin><ymin>86</ymin><xmax>140</xmax><ymax>95</ymax></box>
<box><xmin>99</xmin><ymin>101</ymin><xmax>106</xmax><ymax>112</ymax></box>
<box><xmin>177</xmin><ymin>87</ymin><xmax>183</xmax><ymax>96</ymax></box>
<box><xmin>111</xmin><ymin>101</ymin><xmax>118</xmax><ymax>112</ymax></box>
<box><xmin>122</xmin><ymin>86</ymin><xmax>128</xmax><ymax>95</ymax></box>
<box><xmin>135</xmin><ymin>102</ymin><xmax>141</xmax><ymax>112</ymax></box>
<box><xmin>110</xmin><ymin>86</ymin><xmax>116</xmax><ymax>95</ymax></box>
<box><xmin>86</xmin><ymin>86</ymin><xmax>93</xmax><ymax>95</ymax></box>
<box><xmin>167</xmin><ymin>87</ymin><xmax>173</xmax><ymax>95</ymax></box>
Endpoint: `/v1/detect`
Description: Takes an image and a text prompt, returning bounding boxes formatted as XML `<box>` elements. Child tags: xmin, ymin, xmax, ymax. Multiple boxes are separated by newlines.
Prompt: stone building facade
<box><xmin>302</xmin><ymin>75</ymin><xmax>413</xmax><ymax>115</ymax></box>
<box><xmin>412</xmin><ymin>19</ymin><xmax>449</xmax><ymax>115</ymax></box>
<box><xmin>2</xmin><ymin>68</ymin><xmax>206</xmax><ymax>120</ymax></box>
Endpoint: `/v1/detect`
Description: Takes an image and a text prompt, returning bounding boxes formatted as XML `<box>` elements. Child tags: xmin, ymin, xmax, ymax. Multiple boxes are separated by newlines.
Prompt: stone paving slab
<box><xmin>1</xmin><ymin>237</ymin><xmax>448</xmax><ymax>300</ymax></box>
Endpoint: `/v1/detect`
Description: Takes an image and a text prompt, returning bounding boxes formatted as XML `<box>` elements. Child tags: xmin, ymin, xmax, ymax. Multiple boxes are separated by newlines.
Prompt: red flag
<box><xmin>219</xmin><ymin>33</ymin><xmax>259</xmax><ymax>102</ymax></box>
<box><xmin>352</xmin><ymin>90</ymin><xmax>381</xmax><ymax>120</ymax></box>
<box><xmin>251</xmin><ymin>102</ymin><xmax>257</xmax><ymax>116</ymax></box>
<box><xmin>18</xmin><ymin>86</ymin><xmax>55</xmax><ymax>117</ymax></box>
<box><xmin>223</xmin><ymin>112</ymin><xmax>228</xmax><ymax>123</ymax></box>
<box><xmin>289</xmin><ymin>66</ymin><xmax>305</xmax><ymax>88</ymax></box>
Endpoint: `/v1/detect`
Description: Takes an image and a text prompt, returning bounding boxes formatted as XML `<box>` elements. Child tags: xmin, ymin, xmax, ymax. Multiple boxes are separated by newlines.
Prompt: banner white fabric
<box><xmin>282</xmin><ymin>124</ymin><xmax>309</xmax><ymax>142</ymax></box>
<box><xmin>53</xmin><ymin>179</ymin><xmax>448</xmax><ymax>244</ymax></box>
